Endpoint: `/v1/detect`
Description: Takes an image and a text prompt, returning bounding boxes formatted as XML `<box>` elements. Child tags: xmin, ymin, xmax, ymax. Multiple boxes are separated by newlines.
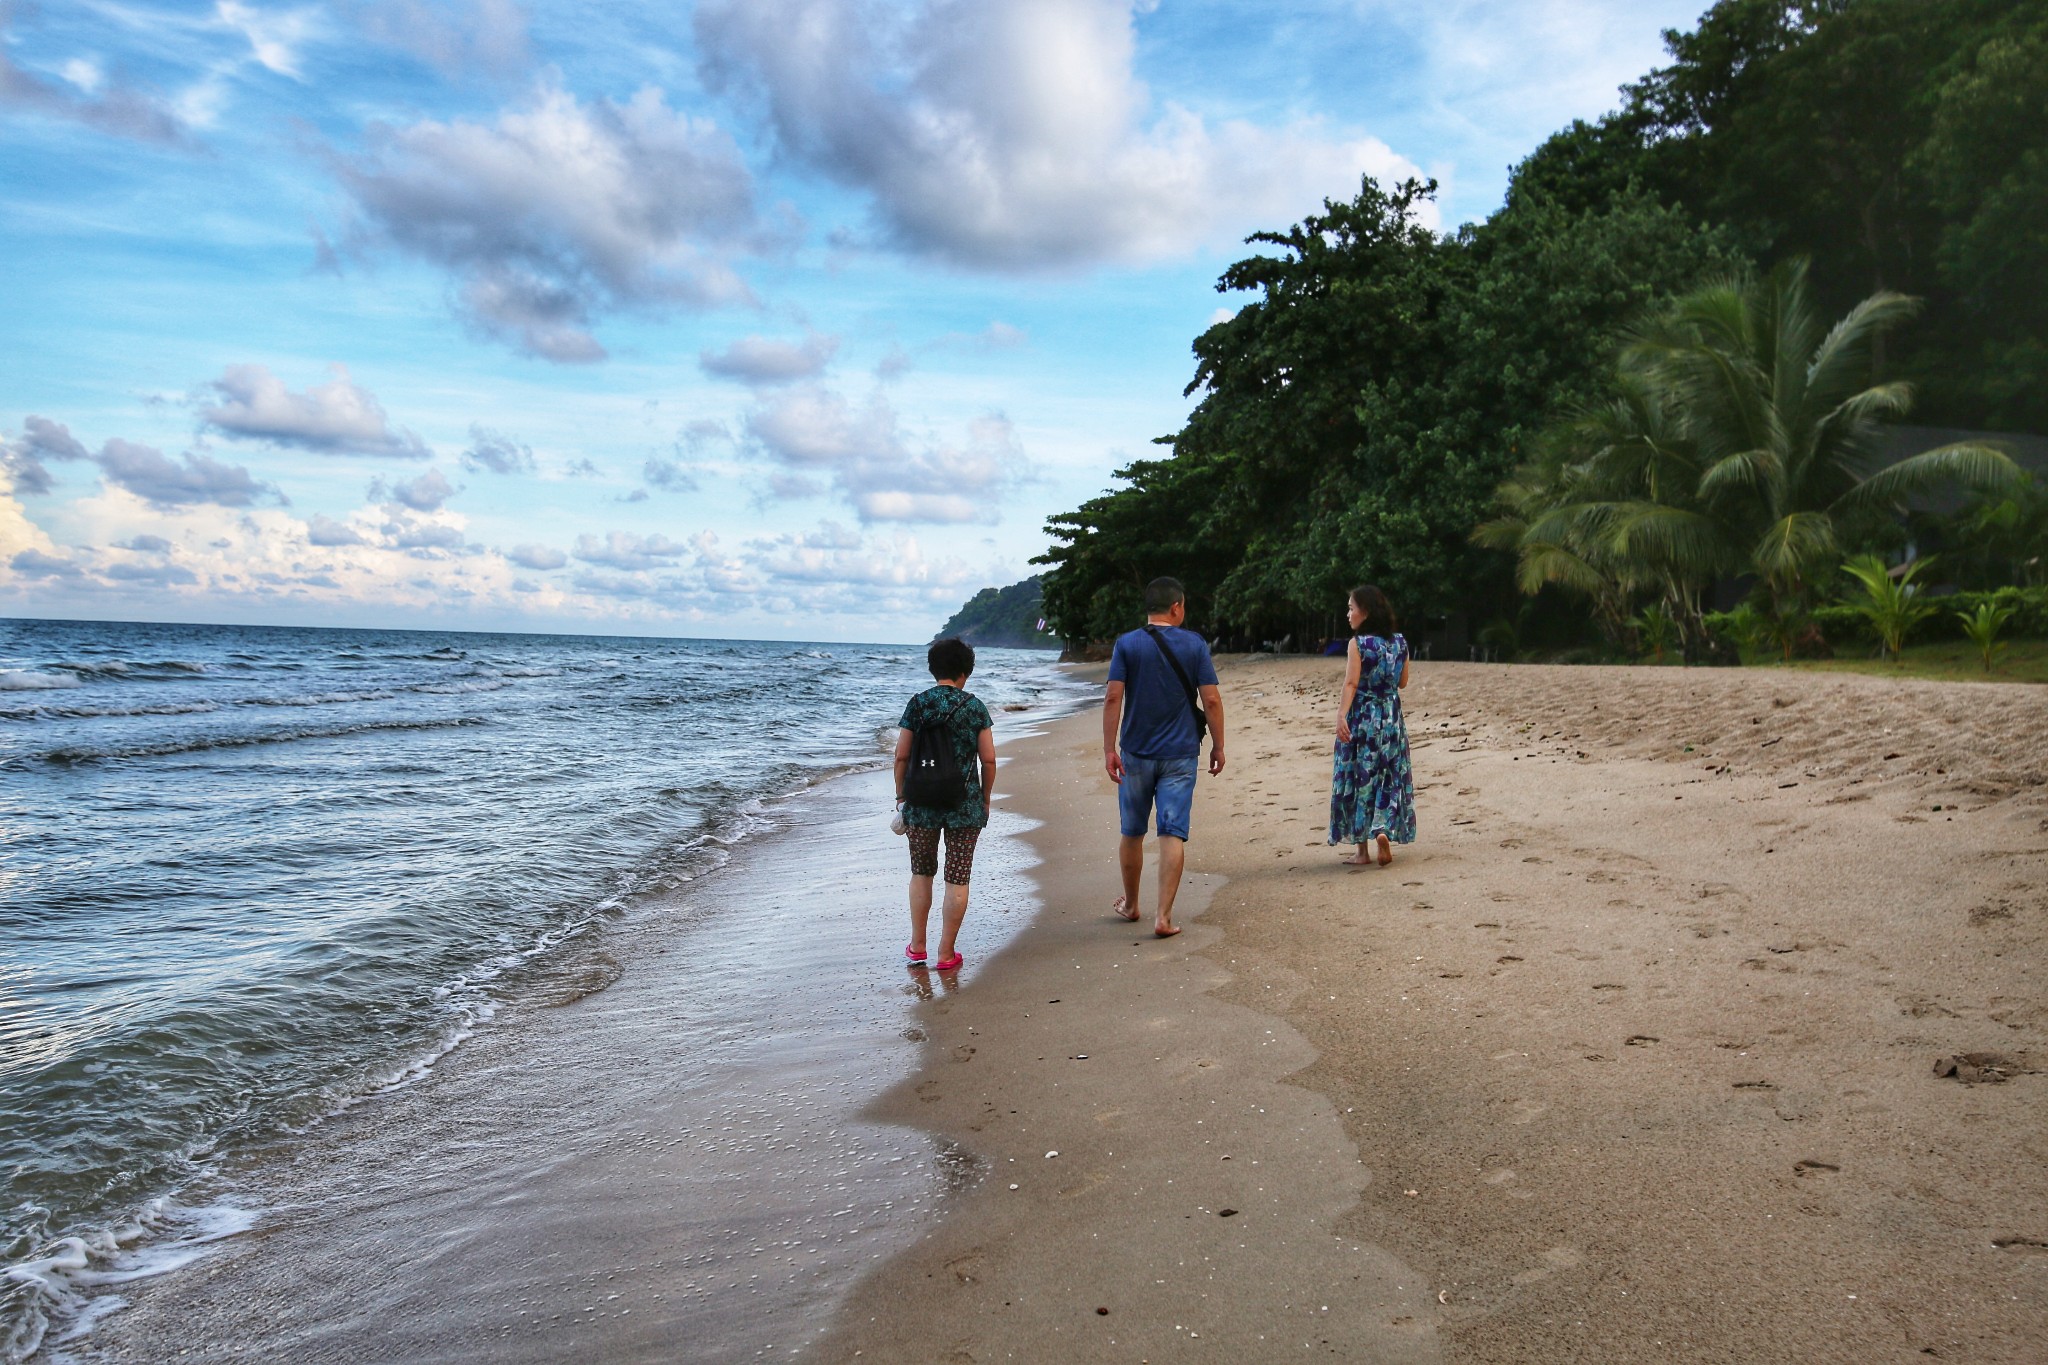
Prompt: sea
<box><xmin>0</xmin><ymin>617</ymin><xmax>1087</xmax><ymax>1361</ymax></box>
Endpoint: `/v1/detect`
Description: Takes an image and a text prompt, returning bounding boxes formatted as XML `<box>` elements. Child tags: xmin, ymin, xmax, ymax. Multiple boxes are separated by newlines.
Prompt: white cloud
<box><xmin>461</xmin><ymin>424</ymin><xmax>535</xmax><ymax>474</ymax></box>
<box><xmin>572</xmin><ymin>530</ymin><xmax>688</xmax><ymax>571</ymax></box>
<box><xmin>695</xmin><ymin>0</ymin><xmax>1431</xmax><ymax>269</ymax></box>
<box><xmin>380</xmin><ymin>509</ymin><xmax>464</xmax><ymax>550</ymax></box>
<box><xmin>213</xmin><ymin>2</ymin><xmax>320</xmax><ymax>80</ymax></box>
<box><xmin>642</xmin><ymin>457</ymin><xmax>697</xmax><ymax>492</ymax></box>
<box><xmin>744</xmin><ymin>387</ymin><xmax>1023</xmax><ymax>524</ymax></box>
<box><xmin>201</xmin><ymin>363</ymin><xmax>430</xmax><ymax>458</ymax></box>
<box><xmin>305</xmin><ymin>513</ymin><xmax>365</xmax><ymax>546</ymax></box>
<box><xmin>700</xmin><ymin>332</ymin><xmax>840</xmax><ymax>386</ymax></box>
<box><xmin>507</xmin><ymin>542</ymin><xmax>566</xmax><ymax>569</ymax></box>
<box><xmin>59</xmin><ymin>58</ymin><xmax>104</xmax><ymax>94</ymax></box>
<box><xmin>370</xmin><ymin>467</ymin><xmax>456</xmax><ymax>511</ymax></box>
<box><xmin>334</xmin><ymin>82</ymin><xmax>760</xmax><ymax>361</ymax></box>
<box><xmin>0</xmin><ymin>15</ymin><xmax>190</xmax><ymax>144</ymax></box>
<box><xmin>96</xmin><ymin>438</ymin><xmax>280</xmax><ymax>509</ymax></box>
<box><xmin>2</xmin><ymin>416</ymin><xmax>93</xmax><ymax>496</ymax></box>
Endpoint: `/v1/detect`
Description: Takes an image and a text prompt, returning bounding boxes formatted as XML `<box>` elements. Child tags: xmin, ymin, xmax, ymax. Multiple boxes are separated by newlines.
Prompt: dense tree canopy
<box><xmin>1038</xmin><ymin>178</ymin><xmax>1739</xmax><ymax>644</ymax></box>
<box><xmin>1038</xmin><ymin>0</ymin><xmax>2045</xmax><ymax>649</ymax></box>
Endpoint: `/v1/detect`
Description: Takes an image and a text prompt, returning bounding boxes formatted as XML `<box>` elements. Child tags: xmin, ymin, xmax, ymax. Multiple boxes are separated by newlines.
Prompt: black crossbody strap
<box><xmin>1142</xmin><ymin>626</ymin><xmax>1207</xmax><ymax>739</ymax></box>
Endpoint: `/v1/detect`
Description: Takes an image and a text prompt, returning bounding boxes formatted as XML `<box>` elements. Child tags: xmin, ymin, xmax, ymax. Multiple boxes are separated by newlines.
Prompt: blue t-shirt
<box><xmin>1108</xmin><ymin>625</ymin><xmax>1218</xmax><ymax>759</ymax></box>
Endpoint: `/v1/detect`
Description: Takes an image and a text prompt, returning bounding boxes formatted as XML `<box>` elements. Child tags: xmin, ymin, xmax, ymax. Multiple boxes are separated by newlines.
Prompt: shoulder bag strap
<box><xmin>1142</xmin><ymin>626</ymin><xmax>1206</xmax><ymax>736</ymax></box>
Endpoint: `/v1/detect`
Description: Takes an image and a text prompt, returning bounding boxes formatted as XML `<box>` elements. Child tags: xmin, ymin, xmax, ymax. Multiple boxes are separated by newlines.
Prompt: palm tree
<box><xmin>1482</xmin><ymin>259</ymin><xmax>2021</xmax><ymax>655</ymax></box>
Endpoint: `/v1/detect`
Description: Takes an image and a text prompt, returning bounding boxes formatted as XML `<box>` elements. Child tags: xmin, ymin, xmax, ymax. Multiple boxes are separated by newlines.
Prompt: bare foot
<box><xmin>1112</xmin><ymin>895</ymin><xmax>1140</xmax><ymax>922</ymax></box>
<box><xmin>1154</xmin><ymin>921</ymin><xmax>1181</xmax><ymax>938</ymax></box>
<box><xmin>1340</xmin><ymin>847</ymin><xmax>1375</xmax><ymax>866</ymax></box>
<box><xmin>1376</xmin><ymin>832</ymin><xmax>1393</xmax><ymax>867</ymax></box>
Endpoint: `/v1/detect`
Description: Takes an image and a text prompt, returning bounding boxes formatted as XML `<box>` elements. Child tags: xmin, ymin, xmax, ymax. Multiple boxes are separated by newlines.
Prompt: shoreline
<box><xmin>54</xmin><ymin>756</ymin><xmax>1052</xmax><ymax>1364</ymax></box>
<box><xmin>38</xmin><ymin>657</ymin><xmax>2048</xmax><ymax>1362</ymax></box>
<box><xmin>824</xmin><ymin>657</ymin><xmax>2048</xmax><ymax>1363</ymax></box>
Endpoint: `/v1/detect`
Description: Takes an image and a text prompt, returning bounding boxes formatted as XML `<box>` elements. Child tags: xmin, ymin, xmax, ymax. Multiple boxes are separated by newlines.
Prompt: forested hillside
<box><xmin>1037</xmin><ymin>0</ymin><xmax>2047</xmax><ymax>652</ymax></box>
<box><xmin>934</xmin><ymin>577</ymin><xmax>1058</xmax><ymax>649</ymax></box>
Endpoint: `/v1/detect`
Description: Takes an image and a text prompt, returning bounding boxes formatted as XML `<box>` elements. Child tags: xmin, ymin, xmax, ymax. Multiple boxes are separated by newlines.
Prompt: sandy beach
<box><xmin>828</xmin><ymin>657</ymin><xmax>2048</xmax><ymax>1363</ymax></box>
<box><xmin>52</xmin><ymin>658</ymin><xmax>2048</xmax><ymax>1364</ymax></box>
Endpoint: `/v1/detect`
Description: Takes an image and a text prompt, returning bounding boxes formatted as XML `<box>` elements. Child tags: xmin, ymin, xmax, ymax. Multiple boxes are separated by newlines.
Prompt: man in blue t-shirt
<box><xmin>1103</xmin><ymin>576</ymin><xmax>1226</xmax><ymax>938</ymax></box>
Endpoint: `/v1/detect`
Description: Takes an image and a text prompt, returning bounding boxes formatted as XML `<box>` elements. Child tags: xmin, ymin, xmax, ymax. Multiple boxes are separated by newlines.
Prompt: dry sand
<box><xmin>827</xmin><ymin>659</ymin><xmax>2048</xmax><ymax>1363</ymax></box>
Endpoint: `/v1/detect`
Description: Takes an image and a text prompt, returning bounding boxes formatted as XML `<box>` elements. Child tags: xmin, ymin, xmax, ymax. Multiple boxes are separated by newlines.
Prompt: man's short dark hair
<box><xmin>1143</xmin><ymin>577</ymin><xmax>1185</xmax><ymax>615</ymax></box>
<box><xmin>928</xmin><ymin>636</ymin><xmax>975</xmax><ymax>680</ymax></box>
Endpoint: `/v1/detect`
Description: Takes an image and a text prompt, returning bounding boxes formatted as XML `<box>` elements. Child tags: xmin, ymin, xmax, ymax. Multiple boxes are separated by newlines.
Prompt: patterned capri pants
<box><xmin>906</xmin><ymin>825</ymin><xmax>981</xmax><ymax>885</ymax></box>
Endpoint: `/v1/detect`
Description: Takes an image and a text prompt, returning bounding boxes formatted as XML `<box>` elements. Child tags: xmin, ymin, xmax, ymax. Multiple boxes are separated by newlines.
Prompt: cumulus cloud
<box><xmin>95</xmin><ymin>438</ymin><xmax>280</xmax><ymax>509</ymax></box>
<box><xmin>382</xmin><ymin>511</ymin><xmax>464</xmax><ymax>550</ymax></box>
<box><xmin>119</xmin><ymin>534</ymin><xmax>175</xmax><ymax>553</ymax></box>
<box><xmin>461</xmin><ymin>423</ymin><xmax>535</xmax><ymax>474</ymax></box>
<box><xmin>572</xmin><ymin>530</ymin><xmax>687</xmax><ymax>570</ymax></box>
<box><xmin>104</xmin><ymin>559</ymin><xmax>199</xmax><ymax>585</ymax></box>
<box><xmin>305</xmin><ymin>513</ymin><xmax>365</xmax><ymax>546</ymax></box>
<box><xmin>3</xmin><ymin>416</ymin><xmax>92</xmax><ymax>495</ymax></box>
<box><xmin>10</xmin><ymin>547</ymin><xmax>82</xmax><ymax>579</ymax></box>
<box><xmin>201</xmin><ymin>363</ymin><xmax>430</xmax><ymax>457</ymax></box>
<box><xmin>695</xmin><ymin>0</ymin><xmax>1430</xmax><ymax>269</ymax></box>
<box><xmin>700</xmin><ymin>332</ymin><xmax>839</xmax><ymax>386</ymax></box>
<box><xmin>345</xmin><ymin>0</ymin><xmax>530</xmax><ymax>79</ymax></box>
<box><xmin>507</xmin><ymin>542</ymin><xmax>566</xmax><ymax>569</ymax></box>
<box><xmin>744</xmin><ymin>386</ymin><xmax>1022</xmax><ymax>523</ymax></box>
<box><xmin>370</xmin><ymin>467</ymin><xmax>456</xmax><ymax>511</ymax></box>
<box><xmin>333</xmin><ymin>82</ymin><xmax>760</xmax><ymax>361</ymax></box>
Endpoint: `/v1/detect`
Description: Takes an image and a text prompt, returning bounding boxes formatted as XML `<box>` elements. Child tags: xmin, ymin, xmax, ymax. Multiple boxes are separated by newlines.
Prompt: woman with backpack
<box><xmin>893</xmin><ymin>636</ymin><xmax>997</xmax><ymax>972</ymax></box>
<box><xmin>1329</xmin><ymin>584</ymin><xmax>1416</xmax><ymax>867</ymax></box>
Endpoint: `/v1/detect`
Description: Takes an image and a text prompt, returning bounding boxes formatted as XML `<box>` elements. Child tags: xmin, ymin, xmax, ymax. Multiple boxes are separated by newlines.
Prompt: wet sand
<box><xmin>827</xmin><ymin>659</ymin><xmax>2048</xmax><ymax>1363</ymax></box>
<box><xmin>63</xmin><ymin>767</ymin><xmax>1045</xmax><ymax>1364</ymax></box>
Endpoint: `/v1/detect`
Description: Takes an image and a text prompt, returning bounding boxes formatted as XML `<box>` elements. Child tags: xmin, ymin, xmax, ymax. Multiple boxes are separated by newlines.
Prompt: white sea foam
<box><xmin>0</xmin><ymin>670</ymin><xmax>81</xmax><ymax>692</ymax></box>
<box><xmin>1</xmin><ymin>1198</ymin><xmax>256</xmax><ymax>1363</ymax></box>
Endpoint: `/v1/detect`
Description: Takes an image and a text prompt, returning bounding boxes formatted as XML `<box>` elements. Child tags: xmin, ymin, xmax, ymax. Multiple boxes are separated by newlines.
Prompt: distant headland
<box><xmin>933</xmin><ymin>576</ymin><xmax>1059</xmax><ymax>650</ymax></box>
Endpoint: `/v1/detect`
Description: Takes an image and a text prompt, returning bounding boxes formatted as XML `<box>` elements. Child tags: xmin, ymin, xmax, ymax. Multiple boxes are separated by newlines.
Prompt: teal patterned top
<box><xmin>898</xmin><ymin>685</ymin><xmax>994</xmax><ymax>829</ymax></box>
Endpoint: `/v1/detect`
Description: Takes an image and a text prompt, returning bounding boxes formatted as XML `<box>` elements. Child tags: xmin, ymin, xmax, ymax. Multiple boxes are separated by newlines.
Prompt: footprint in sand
<box><xmin>1511</xmin><ymin>1246</ymin><xmax>1584</xmax><ymax>1284</ymax></box>
<box><xmin>1510</xmin><ymin>1099</ymin><xmax>1548</xmax><ymax>1125</ymax></box>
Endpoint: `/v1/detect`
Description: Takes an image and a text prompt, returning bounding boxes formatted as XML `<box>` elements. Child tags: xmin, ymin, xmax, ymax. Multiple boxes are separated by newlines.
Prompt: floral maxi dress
<box><xmin>1328</xmin><ymin>632</ymin><xmax>1417</xmax><ymax>847</ymax></box>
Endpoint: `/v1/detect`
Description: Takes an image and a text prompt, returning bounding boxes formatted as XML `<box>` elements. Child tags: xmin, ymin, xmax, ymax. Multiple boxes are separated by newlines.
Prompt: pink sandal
<box><xmin>905</xmin><ymin>944</ymin><xmax>928</xmax><ymax>968</ymax></box>
<box><xmin>932</xmin><ymin>951</ymin><xmax>963</xmax><ymax>971</ymax></box>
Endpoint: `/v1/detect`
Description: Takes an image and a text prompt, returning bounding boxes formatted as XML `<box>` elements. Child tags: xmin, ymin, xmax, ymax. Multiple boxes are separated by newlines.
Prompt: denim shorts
<box><xmin>1118</xmin><ymin>752</ymin><xmax>1198</xmax><ymax>841</ymax></box>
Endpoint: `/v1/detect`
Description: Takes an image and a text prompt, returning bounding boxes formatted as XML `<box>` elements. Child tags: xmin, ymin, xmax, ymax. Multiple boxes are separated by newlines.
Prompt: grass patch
<box><xmin>1765</xmin><ymin>638</ymin><xmax>2048</xmax><ymax>684</ymax></box>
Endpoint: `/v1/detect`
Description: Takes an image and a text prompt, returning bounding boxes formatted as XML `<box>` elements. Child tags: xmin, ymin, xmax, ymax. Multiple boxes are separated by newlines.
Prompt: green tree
<box><xmin>1514</xmin><ymin>0</ymin><xmax>2044</xmax><ymax>428</ymax></box>
<box><xmin>1485</xmin><ymin>260</ymin><xmax>2021</xmax><ymax>653</ymax></box>
<box><xmin>1039</xmin><ymin>175</ymin><xmax>1739</xmax><ymax>646</ymax></box>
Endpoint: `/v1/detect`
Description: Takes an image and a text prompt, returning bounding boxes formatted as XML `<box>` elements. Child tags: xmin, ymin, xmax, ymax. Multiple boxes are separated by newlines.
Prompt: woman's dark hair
<box><xmin>1349</xmin><ymin>585</ymin><xmax>1397</xmax><ymax>640</ymax></box>
<box><xmin>928</xmin><ymin>636</ymin><xmax>976</xmax><ymax>680</ymax></box>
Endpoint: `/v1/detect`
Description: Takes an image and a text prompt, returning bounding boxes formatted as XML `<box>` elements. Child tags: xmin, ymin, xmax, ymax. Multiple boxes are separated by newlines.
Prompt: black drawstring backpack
<box><xmin>903</xmin><ymin>691</ymin><xmax>970</xmax><ymax>808</ymax></box>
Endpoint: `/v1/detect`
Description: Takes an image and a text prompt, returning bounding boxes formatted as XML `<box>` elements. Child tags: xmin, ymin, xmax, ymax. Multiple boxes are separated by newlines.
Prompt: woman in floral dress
<box><xmin>1329</xmin><ymin>585</ymin><xmax>1416</xmax><ymax>867</ymax></box>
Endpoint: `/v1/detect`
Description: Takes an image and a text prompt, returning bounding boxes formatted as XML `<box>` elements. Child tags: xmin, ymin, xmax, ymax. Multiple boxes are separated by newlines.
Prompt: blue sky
<box><xmin>2</xmin><ymin>0</ymin><xmax>1706</xmax><ymax>642</ymax></box>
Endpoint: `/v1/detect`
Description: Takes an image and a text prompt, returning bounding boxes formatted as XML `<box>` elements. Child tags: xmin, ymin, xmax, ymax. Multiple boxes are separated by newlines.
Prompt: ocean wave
<box><xmin>1</xmin><ymin>1197</ymin><xmax>256</xmax><ymax>1362</ymax></box>
<box><xmin>31</xmin><ymin>716</ymin><xmax>485</xmax><ymax>766</ymax></box>
<box><xmin>411</xmin><ymin>679</ymin><xmax>511</xmax><ymax>696</ymax></box>
<box><xmin>0</xmin><ymin>671</ymin><xmax>83</xmax><ymax>692</ymax></box>
<box><xmin>237</xmin><ymin>689</ymin><xmax>397</xmax><ymax>709</ymax></box>
<box><xmin>0</xmin><ymin>699</ymin><xmax>223</xmax><ymax>723</ymax></box>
